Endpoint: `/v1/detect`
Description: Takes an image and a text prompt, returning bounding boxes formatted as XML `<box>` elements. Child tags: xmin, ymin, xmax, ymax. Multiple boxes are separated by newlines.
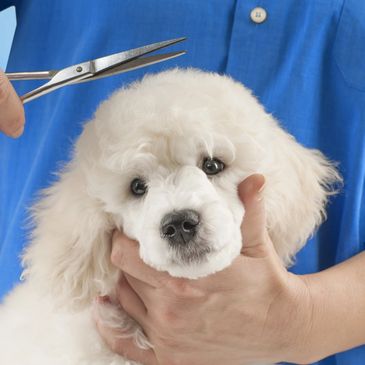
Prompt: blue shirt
<box><xmin>1</xmin><ymin>1</ymin><xmax>364</xmax><ymax>364</ymax></box>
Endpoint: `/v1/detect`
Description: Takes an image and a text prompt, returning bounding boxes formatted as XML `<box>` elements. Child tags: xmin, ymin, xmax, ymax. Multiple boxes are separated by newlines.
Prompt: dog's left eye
<box><xmin>130</xmin><ymin>178</ymin><xmax>148</xmax><ymax>196</ymax></box>
<box><xmin>202</xmin><ymin>157</ymin><xmax>225</xmax><ymax>175</ymax></box>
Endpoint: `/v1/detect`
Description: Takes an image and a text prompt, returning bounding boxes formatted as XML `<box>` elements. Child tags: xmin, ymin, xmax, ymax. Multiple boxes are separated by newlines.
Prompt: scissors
<box><xmin>6</xmin><ymin>37</ymin><xmax>186</xmax><ymax>104</ymax></box>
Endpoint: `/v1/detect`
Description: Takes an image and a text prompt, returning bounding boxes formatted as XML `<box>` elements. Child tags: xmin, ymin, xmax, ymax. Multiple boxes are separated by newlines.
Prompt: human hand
<box><xmin>95</xmin><ymin>174</ymin><xmax>313</xmax><ymax>365</ymax></box>
<box><xmin>0</xmin><ymin>69</ymin><xmax>25</xmax><ymax>137</ymax></box>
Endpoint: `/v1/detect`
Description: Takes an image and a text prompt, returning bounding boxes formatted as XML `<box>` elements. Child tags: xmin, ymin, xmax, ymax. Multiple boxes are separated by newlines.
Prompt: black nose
<box><xmin>160</xmin><ymin>209</ymin><xmax>200</xmax><ymax>245</ymax></box>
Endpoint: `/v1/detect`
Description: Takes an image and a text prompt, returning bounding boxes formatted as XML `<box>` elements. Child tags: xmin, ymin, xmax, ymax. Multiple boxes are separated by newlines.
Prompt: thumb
<box><xmin>0</xmin><ymin>69</ymin><xmax>25</xmax><ymax>138</ymax></box>
<box><xmin>238</xmin><ymin>174</ymin><xmax>270</xmax><ymax>257</ymax></box>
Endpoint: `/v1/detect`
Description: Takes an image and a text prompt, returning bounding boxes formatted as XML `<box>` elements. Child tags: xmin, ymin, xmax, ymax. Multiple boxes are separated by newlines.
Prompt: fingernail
<box><xmin>258</xmin><ymin>181</ymin><xmax>266</xmax><ymax>193</ymax></box>
<box><xmin>256</xmin><ymin>183</ymin><xmax>266</xmax><ymax>202</ymax></box>
<box><xmin>11</xmin><ymin>124</ymin><xmax>24</xmax><ymax>138</ymax></box>
<box><xmin>96</xmin><ymin>295</ymin><xmax>111</xmax><ymax>304</ymax></box>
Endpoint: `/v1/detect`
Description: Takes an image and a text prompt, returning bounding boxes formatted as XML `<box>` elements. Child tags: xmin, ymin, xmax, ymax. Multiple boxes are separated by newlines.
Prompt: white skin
<box><xmin>95</xmin><ymin>174</ymin><xmax>365</xmax><ymax>365</ymax></box>
<box><xmin>2</xmin><ymin>72</ymin><xmax>364</xmax><ymax>364</ymax></box>
<box><xmin>0</xmin><ymin>70</ymin><xmax>25</xmax><ymax>137</ymax></box>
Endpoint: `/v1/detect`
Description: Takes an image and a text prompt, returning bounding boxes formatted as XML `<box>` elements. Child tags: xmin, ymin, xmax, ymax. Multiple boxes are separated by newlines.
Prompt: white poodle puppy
<box><xmin>0</xmin><ymin>69</ymin><xmax>340</xmax><ymax>365</ymax></box>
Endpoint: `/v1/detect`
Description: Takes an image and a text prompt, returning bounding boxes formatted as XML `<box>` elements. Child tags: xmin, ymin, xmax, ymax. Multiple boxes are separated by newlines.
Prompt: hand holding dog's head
<box><xmin>23</xmin><ymin>69</ymin><xmax>340</xmax><ymax>306</ymax></box>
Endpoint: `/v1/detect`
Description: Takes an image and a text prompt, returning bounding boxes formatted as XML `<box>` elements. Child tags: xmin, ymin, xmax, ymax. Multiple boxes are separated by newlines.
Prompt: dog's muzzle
<box><xmin>160</xmin><ymin>209</ymin><xmax>212</xmax><ymax>264</ymax></box>
<box><xmin>160</xmin><ymin>209</ymin><xmax>200</xmax><ymax>245</ymax></box>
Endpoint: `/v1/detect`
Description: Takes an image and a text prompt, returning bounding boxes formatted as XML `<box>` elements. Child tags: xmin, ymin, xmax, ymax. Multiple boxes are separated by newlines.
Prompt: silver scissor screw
<box><xmin>76</xmin><ymin>66</ymin><xmax>83</xmax><ymax>72</ymax></box>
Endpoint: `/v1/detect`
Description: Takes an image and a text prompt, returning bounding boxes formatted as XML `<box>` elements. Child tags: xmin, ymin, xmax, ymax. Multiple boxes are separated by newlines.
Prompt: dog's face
<box><xmin>81</xmin><ymin>75</ymin><xmax>263</xmax><ymax>277</ymax></box>
<box><xmin>90</xmin><ymin>131</ymin><xmax>247</xmax><ymax>278</ymax></box>
<box><xmin>75</xmin><ymin>68</ymin><xmax>338</xmax><ymax>279</ymax></box>
<box><xmin>24</xmin><ymin>69</ymin><xmax>339</xmax><ymax>304</ymax></box>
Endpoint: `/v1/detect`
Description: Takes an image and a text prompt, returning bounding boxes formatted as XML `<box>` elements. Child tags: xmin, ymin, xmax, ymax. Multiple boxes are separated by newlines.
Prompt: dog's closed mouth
<box><xmin>169</xmin><ymin>238</ymin><xmax>212</xmax><ymax>265</ymax></box>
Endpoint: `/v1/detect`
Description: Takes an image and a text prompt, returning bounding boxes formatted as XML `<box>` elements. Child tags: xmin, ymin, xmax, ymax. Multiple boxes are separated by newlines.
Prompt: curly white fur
<box><xmin>0</xmin><ymin>69</ymin><xmax>340</xmax><ymax>365</ymax></box>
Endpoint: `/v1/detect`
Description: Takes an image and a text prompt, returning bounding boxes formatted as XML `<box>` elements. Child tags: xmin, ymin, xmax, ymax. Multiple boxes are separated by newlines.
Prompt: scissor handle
<box><xmin>20</xmin><ymin>62</ymin><xmax>93</xmax><ymax>103</ymax></box>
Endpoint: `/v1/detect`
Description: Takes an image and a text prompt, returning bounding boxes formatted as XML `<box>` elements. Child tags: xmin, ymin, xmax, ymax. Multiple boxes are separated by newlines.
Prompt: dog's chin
<box><xmin>152</xmin><ymin>241</ymin><xmax>242</xmax><ymax>279</ymax></box>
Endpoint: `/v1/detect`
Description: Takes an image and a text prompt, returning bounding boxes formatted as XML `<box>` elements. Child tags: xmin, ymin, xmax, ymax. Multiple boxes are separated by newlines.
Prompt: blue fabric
<box><xmin>0</xmin><ymin>1</ymin><xmax>13</xmax><ymax>11</ymax></box>
<box><xmin>1</xmin><ymin>0</ymin><xmax>364</xmax><ymax>364</ymax></box>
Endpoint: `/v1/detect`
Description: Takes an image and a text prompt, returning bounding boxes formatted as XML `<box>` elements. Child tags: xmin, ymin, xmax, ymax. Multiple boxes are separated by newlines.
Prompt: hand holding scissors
<box><xmin>1</xmin><ymin>37</ymin><xmax>186</xmax><ymax>137</ymax></box>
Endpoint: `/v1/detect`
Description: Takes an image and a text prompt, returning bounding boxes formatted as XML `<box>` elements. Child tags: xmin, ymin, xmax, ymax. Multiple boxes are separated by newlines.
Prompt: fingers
<box><xmin>123</xmin><ymin>272</ymin><xmax>156</xmax><ymax>304</ymax></box>
<box><xmin>116</xmin><ymin>273</ymin><xmax>148</xmax><ymax>325</ymax></box>
<box><xmin>111</xmin><ymin>230</ymin><xmax>169</xmax><ymax>288</ymax></box>
<box><xmin>238</xmin><ymin>174</ymin><xmax>271</xmax><ymax>257</ymax></box>
<box><xmin>0</xmin><ymin>70</ymin><xmax>25</xmax><ymax>137</ymax></box>
<box><xmin>94</xmin><ymin>301</ymin><xmax>157</xmax><ymax>365</ymax></box>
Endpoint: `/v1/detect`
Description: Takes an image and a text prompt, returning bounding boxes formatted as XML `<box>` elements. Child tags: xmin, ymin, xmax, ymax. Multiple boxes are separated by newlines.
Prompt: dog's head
<box><xmin>23</xmin><ymin>69</ymin><xmax>340</xmax><ymax>306</ymax></box>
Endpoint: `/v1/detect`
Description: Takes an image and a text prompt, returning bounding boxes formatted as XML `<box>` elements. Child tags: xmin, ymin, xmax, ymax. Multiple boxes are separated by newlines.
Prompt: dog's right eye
<box><xmin>130</xmin><ymin>178</ymin><xmax>148</xmax><ymax>196</ymax></box>
<box><xmin>202</xmin><ymin>157</ymin><xmax>225</xmax><ymax>176</ymax></box>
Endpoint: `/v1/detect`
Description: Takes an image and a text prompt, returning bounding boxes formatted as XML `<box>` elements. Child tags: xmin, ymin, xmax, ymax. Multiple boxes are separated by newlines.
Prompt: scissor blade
<box><xmin>18</xmin><ymin>38</ymin><xmax>186</xmax><ymax>103</ymax></box>
<box><xmin>8</xmin><ymin>38</ymin><xmax>186</xmax><ymax>82</ymax></box>
<box><xmin>91</xmin><ymin>37</ymin><xmax>186</xmax><ymax>75</ymax></box>
<box><xmin>72</xmin><ymin>51</ymin><xmax>186</xmax><ymax>84</ymax></box>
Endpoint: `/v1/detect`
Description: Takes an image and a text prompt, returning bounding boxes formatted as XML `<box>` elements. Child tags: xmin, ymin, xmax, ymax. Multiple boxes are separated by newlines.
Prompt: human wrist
<box><xmin>274</xmin><ymin>272</ymin><xmax>316</xmax><ymax>364</ymax></box>
<box><xmin>293</xmin><ymin>257</ymin><xmax>365</xmax><ymax>364</ymax></box>
<box><xmin>287</xmin><ymin>271</ymin><xmax>340</xmax><ymax>364</ymax></box>
<box><xmin>240</xmin><ymin>268</ymin><xmax>316</xmax><ymax>364</ymax></box>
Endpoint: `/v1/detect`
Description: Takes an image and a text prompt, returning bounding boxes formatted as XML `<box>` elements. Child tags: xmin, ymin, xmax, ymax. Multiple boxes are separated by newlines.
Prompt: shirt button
<box><xmin>250</xmin><ymin>7</ymin><xmax>267</xmax><ymax>24</ymax></box>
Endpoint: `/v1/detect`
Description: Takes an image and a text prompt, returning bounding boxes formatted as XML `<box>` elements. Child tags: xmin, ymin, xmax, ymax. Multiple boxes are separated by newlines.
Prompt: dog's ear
<box><xmin>22</xmin><ymin>162</ymin><xmax>116</xmax><ymax>308</ymax></box>
<box><xmin>263</xmin><ymin>128</ymin><xmax>341</xmax><ymax>265</ymax></box>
